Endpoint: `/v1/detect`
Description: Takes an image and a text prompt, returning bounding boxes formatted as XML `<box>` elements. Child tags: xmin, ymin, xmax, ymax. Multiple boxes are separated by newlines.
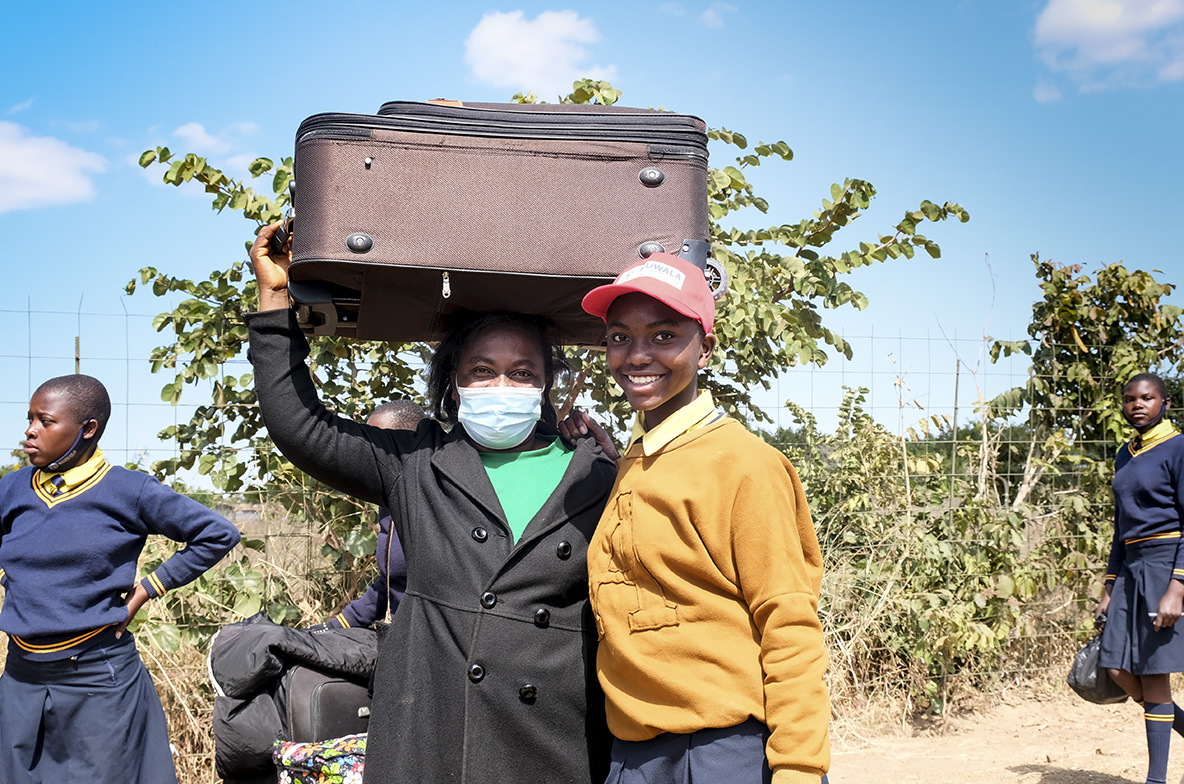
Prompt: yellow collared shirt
<box><xmin>626</xmin><ymin>391</ymin><xmax>723</xmax><ymax>457</ymax></box>
<box><xmin>1130</xmin><ymin>420</ymin><xmax>1179</xmax><ymax>455</ymax></box>
<box><xmin>38</xmin><ymin>448</ymin><xmax>108</xmax><ymax>495</ymax></box>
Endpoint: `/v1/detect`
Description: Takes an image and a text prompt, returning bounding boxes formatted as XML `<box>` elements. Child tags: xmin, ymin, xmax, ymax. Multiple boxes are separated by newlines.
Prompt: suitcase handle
<box><xmin>269</xmin><ymin>208</ymin><xmax>295</xmax><ymax>257</ymax></box>
<box><xmin>674</xmin><ymin>239</ymin><xmax>709</xmax><ymax>270</ymax></box>
<box><xmin>674</xmin><ymin>240</ymin><xmax>728</xmax><ymax>301</ymax></box>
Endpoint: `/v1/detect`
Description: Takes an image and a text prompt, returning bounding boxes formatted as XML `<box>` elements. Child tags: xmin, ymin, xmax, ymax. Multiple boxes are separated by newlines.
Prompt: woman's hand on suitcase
<box><xmin>559</xmin><ymin>409</ymin><xmax>619</xmax><ymax>461</ymax></box>
<box><xmin>250</xmin><ymin>222</ymin><xmax>293</xmax><ymax>311</ymax></box>
<box><xmin>1154</xmin><ymin>579</ymin><xmax>1184</xmax><ymax>631</ymax></box>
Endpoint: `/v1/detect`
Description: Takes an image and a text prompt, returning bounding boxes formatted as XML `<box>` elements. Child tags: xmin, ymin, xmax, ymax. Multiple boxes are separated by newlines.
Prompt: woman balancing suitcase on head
<box><xmin>1096</xmin><ymin>373</ymin><xmax>1184</xmax><ymax>784</ymax></box>
<box><xmin>245</xmin><ymin>223</ymin><xmax>615</xmax><ymax>784</ymax></box>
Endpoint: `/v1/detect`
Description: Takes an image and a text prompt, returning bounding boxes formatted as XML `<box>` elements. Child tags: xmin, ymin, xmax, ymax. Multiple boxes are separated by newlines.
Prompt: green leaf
<box><xmin>143</xmin><ymin>622</ymin><xmax>182</xmax><ymax>652</ymax></box>
<box><xmin>248</xmin><ymin>158</ymin><xmax>274</xmax><ymax>177</ymax></box>
<box><xmin>233</xmin><ymin>592</ymin><xmax>262</xmax><ymax>618</ymax></box>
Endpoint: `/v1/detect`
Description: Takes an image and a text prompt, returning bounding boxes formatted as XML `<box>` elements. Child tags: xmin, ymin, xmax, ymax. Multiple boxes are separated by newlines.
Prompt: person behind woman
<box><xmin>244</xmin><ymin>223</ymin><xmax>616</xmax><ymax>784</ymax></box>
<box><xmin>1097</xmin><ymin>372</ymin><xmax>1184</xmax><ymax>784</ymax></box>
<box><xmin>310</xmin><ymin>399</ymin><xmax>425</xmax><ymax>631</ymax></box>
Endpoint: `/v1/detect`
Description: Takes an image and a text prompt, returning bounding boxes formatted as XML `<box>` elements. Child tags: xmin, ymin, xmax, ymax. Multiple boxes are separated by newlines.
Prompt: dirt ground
<box><xmin>831</xmin><ymin>687</ymin><xmax>1184</xmax><ymax>783</ymax></box>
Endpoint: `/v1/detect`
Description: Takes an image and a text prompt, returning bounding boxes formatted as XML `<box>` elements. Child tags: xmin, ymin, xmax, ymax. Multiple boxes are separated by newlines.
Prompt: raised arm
<box><xmin>244</xmin><ymin>223</ymin><xmax>408</xmax><ymax>505</ymax></box>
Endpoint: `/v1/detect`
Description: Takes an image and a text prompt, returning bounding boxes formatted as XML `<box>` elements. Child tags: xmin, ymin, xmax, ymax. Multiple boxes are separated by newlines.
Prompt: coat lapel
<box><xmin>429</xmin><ymin>427</ymin><xmax>508</xmax><ymax>529</ymax></box>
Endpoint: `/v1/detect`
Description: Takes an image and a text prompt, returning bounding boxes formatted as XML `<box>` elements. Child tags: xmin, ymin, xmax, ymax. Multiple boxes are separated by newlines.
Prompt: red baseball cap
<box><xmin>582</xmin><ymin>253</ymin><xmax>716</xmax><ymax>334</ymax></box>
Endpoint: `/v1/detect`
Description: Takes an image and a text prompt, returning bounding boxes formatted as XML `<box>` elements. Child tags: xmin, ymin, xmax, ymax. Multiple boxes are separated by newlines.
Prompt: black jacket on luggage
<box><xmin>245</xmin><ymin>309</ymin><xmax>616</xmax><ymax>784</ymax></box>
<box><xmin>210</xmin><ymin>613</ymin><xmax>378</xmax><ymax>782</ymax></box>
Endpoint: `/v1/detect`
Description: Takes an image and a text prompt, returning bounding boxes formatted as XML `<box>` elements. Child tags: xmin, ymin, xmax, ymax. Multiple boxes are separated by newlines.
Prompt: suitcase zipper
<box><xmin>441</xmin><ymin>271</ymin><xmax>451</xmax><ymax>299</ymax></box>
<box><xmin>297</xmin><ymin>116</ymin><xmax>707</xmax><ymax>155</ymax></box>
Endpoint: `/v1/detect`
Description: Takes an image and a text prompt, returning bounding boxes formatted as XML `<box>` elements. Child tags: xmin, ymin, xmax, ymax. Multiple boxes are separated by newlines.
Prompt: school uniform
<box><xmin>1099</xmin><ymin>421</ymin><xmax>1184</xmax><ymax>674</ymax></box>
<box><xmin>588</xmin><ymin>392</ymin><xmax>830</xmax><ymax>784</ymax></box>
<box><xmin>324</xmin><ymin>508</ymin><xmax>407</xmax><ymax>629</ymax></box>
<box><xmin>0</xmin><ymin>449</ymin><xmax>241</xmax><ymax>784</ymax></box>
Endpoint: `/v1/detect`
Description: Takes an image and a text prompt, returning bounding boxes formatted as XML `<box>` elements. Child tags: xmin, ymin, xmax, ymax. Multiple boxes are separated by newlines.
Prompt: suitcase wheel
<box><xmin>704</xmin><ymin>258</ymin><xmax>729</xmax><ymax>300</ymax></box>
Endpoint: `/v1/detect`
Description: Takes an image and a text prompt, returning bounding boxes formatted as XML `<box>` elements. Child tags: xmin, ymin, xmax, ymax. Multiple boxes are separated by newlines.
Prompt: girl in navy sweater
<box><xmin>0</xmin><ymin>374</ymin><xmax>240</xmax><ymax>784</ymax></box>
<box><xmin>1096</xmin><ymin>373</ymin><xmax>1184</xmax><ymax>784</ymax></box>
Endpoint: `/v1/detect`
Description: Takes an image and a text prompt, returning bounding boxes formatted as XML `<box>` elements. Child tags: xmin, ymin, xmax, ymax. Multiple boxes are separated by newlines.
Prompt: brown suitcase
<box><xmin>286</xmin><ymin>101</ymin><xmax>710</xmax><ymax>346</ymax></box>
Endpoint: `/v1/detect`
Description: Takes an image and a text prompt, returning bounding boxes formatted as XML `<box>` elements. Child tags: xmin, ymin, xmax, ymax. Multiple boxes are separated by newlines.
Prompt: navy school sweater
<box><xmin>1105</xmin><ymin>424</ymin><xmax>1184</xmax><ymax>584</ymax></box>
<box><xmin>327</xmin><ymin>509</ymin><xmax>407</xmax><ymax>629</ymax></box>
<box><xmin>0</xmin><ymin>463</ymin><xmax>240</xmax><ymax>659</ymax></box>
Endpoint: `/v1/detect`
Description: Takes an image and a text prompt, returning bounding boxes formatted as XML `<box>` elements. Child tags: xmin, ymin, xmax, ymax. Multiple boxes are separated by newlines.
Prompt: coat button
<box><xmin>472</xmin><ymin>527</ymin><xmax>488</xmax><ymax>542</ymax></box>
<box><xmin>480</xmin><ymin>591</ymin><xmax>497</xmax><ymax>608</ymax></box>
<box><xmin>468</xmin><ymin>664</ymin><xmax>485</xmax><ymax>682</ymax></box>
<box><xmin>533</xmin><ymin>608</ymin><xmax>550</xmax><ymax>627</ymax></box>
<box><xmin>556</xmin><ymin>541</ymin><xmax>572</xmax><ymax>559</ymax></box>
<box><xmin>519</xmin><ymin>684</ymin><xmax>537</xmax><ymax>702</ymax></box>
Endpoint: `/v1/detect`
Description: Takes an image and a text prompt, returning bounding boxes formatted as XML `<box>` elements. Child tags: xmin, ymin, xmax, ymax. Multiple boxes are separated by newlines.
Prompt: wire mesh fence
<box><xmin>0</xmin><ymin>303</ymin><xmax>1114</xmax><ymax>778</ymax></box>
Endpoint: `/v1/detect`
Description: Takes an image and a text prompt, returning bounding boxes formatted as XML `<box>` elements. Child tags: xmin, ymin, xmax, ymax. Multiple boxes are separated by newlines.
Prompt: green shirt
<box><xmin>479</xmin><ymin>437</ymin><xmax>574</xmax><ymax>542</ymax></box>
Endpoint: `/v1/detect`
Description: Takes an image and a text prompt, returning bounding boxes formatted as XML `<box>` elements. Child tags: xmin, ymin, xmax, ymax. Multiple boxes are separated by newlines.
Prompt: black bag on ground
<box><xmin>209</xmin><ymin>614</ymin><xmax>379</xmax><ymax>781</ymax></box>
<box><xmin>280</xmin><ymin>665</ymin><xmax>372</xmax><ymax>743</ymax></box>
<box><xmin>1067</xmin><ymin>633</ymin><xmax>1128</xmax><ymax>704</ymax></box>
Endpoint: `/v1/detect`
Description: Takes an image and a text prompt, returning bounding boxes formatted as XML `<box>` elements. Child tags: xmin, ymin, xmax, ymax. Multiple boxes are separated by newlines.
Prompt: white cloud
<box><xmin>658</xmin><ymin>2</ymin><xmax>686</xmax><ymax>16</ymax></box>
<box><xmin>701</xmin><ymin>2</ymin><xmax>737</xmax><ymax>27</ymax></box>
<box><xmin>1033</xmin><ymin>80</ymin><xmax>1064</xmax><ymax>102</ymax></box>
<box><xmin>0</xmin><ymin>122</ymin><xmax>107</xmax><ymax>214</ymax></box>
<box><xmin>1035</xmin><ymin>0</ymin><xmax>1184</xmax><ymax>90</ymax></box>
<box><xmin>224</xmin><ymin>153</ymin><xmax>260</xmax><ymax>174</ymax></box>
<box><xmin>464</xmin><ymin>10</ymin><xmax>617</xmax><ymax>99</ymax></box>
<box><xmin>134</xmin><ymin>121</ymin><xmax>265</xmax><ymax>189</ymax></box>
<box><xmin>174</xmin><ymin>122</ymin><xmax>235</xmax><ymax>154</ymax></box>
<box><xmin>7</xmin><ymin>99</ymin><xmax>33</xmax><ymax>115</ymax></box>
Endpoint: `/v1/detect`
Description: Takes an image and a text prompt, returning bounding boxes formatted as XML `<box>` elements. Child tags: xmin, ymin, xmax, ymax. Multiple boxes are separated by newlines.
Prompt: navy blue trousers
<box><xmin>605</xmin><ymin>718</ymin><xmax>829</xmax><ymax>784</ymax></box>
<box><xmin>0</xmin><ymin>632</ymin><xmax>177</xmax><ymax>784</ymax></box>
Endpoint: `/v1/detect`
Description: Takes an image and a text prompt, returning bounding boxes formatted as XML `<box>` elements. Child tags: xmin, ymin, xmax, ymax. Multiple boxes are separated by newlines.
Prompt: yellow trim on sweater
<box><xmin>1128</xmin><ymin>421</ymin><xmax>1180</xmax><ymax>457</ymax></box>
<box><xmin>32</xmin><ymin>455</ymin><xmax>112</xmax><ymax>509</ymax></box>
<box><xmin>1125</xmin><ymin>531</ymin><xmax>1182</xmax><ymax>545</ymax></box>
<box><xmin>37</xmin><ymin>449</ymin><xmax>107</xmax><ymax>493</ymax></box>
<box><xmin>147</xmin><ymin>571</ymin><xmax>167</xmax><ymax>596</ymax></box>
<box><xmin>12</xmin><ymin>624</ymin><xmax>113</xmax><ymax>653</ymax></box>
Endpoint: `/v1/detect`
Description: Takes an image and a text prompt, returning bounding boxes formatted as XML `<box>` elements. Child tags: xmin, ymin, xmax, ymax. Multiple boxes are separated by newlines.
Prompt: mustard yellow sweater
<box><xmin>588</xmin><ymin>417</ymin><xmax>829</xmax><ymax>783</ymax></box>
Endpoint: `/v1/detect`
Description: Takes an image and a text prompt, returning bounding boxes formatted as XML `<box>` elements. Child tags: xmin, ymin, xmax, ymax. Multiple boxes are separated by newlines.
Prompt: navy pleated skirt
<box><xmin>0</xmin><ymin>631</ymin><xmax>178</xmax><ymax>784</ymax></box>
<box><xmin>1099</xmin><ymin>540</ymin><xmax>1184</xmax><ymax>675</ymax></box>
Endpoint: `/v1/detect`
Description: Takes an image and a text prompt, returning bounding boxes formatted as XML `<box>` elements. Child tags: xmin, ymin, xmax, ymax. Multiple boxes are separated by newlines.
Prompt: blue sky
<box><xmin>2</xmin><ymin>0</ymin><xmax>1183</xmax><ymax>461</ymax></box>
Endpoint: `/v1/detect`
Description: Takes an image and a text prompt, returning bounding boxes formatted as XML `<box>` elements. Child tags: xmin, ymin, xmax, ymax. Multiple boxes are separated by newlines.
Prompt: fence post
<box><xmin>949</xmin><ymin>356</ymin><xmax>960</xmax><ymax>527</ymax></box>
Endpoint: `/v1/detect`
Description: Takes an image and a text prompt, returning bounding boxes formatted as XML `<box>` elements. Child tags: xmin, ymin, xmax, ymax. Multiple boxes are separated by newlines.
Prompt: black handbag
<box><xmin>1067</xmin><ymin>633</ymin><xmax>1128</xmax><ymax>704</ymax></box>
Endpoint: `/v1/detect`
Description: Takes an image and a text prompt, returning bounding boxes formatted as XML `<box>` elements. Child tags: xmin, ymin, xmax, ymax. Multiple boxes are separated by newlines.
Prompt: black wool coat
<box><xmin>246</xmin><ymin>310</ymin><xmax>616</xmax><ymax>784</ymax></box>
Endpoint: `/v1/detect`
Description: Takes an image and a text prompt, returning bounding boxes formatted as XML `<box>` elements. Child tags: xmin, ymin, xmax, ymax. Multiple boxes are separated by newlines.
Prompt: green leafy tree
<box><xmin>774</xmin><ymin>388</ymin><xmax>1057</xmax><ymax>712</ymax></box>
<box><xmin>979</xmin><ymin>256</ymin><xmax>1184</xmax><ymax>643</ymax></box>
<box><xmin>989</xmin><ymin>255</ymin><xmax>1184</xmax><ymax>452</ymax></box>
<box><xmin>129</xmin><ymin>78</ymin><xmax>968</xmax><ymax>620</ymax></box>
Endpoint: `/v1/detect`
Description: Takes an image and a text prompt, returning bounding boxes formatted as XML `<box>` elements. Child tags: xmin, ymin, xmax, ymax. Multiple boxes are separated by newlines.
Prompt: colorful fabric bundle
<box><xmin>273</xmin><ymin>733</ymin><xmax>365</xmax><ymax>784</ymax></box>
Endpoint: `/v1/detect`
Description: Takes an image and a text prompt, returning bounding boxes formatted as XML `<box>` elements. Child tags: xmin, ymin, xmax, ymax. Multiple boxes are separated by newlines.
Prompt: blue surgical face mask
<box><xmin>46</xmin><ymin>420</ymin><xmax>95</xmax><ymax>472</ymax></box>
<box><xmin>456</xmin><ymin>386</ymin><xmax>543</xmax><ymax>450</ymax></box>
